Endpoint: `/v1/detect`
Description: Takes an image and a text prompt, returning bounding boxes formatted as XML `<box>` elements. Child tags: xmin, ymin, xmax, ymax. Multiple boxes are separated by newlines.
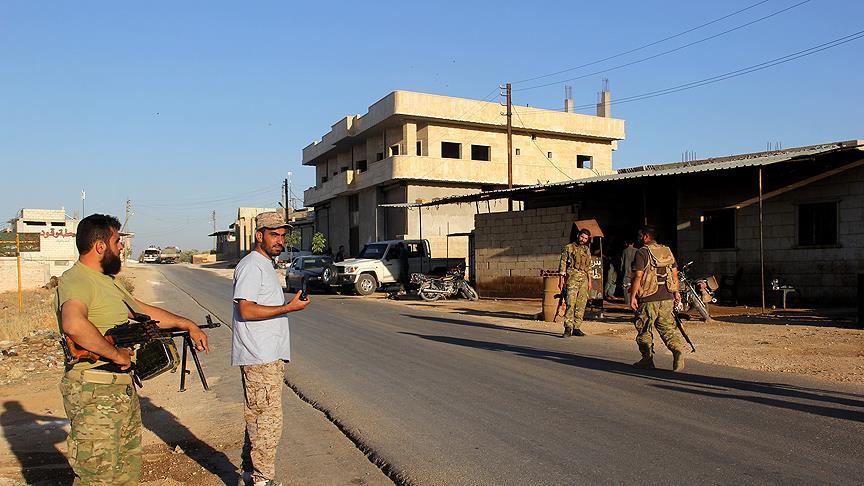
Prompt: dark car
<box><xmin>285</xmin><ymin>256</ymin><xmax>337</xmax><ymax>293</ymax></box>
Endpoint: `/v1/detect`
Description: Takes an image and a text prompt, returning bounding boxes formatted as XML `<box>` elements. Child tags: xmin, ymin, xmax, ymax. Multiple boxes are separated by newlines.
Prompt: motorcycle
<box><xmin>411</xmin><ymin>266</ymin><xmax>479</xmax><ymax>302</ymax></box>
<box><xmin>677</xmin><ymin>261</ymin><xmax>718</xmax><ymax>321</ymax></box>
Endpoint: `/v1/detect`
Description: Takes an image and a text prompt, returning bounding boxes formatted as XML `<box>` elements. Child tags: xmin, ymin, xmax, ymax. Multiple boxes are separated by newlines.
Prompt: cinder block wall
<box><xmin>677</xmin><ymin>165</ymin><xmax>864</xmax><ymax>305</ymax></box>
<box><xmin>475</xmin><ymin>206</ymin><xmax>574</xmax><ymax>297</ymax></box>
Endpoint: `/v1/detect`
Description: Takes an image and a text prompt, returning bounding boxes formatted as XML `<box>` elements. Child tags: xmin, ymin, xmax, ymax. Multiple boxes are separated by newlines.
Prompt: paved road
<box><xmin>159</xmin><ymin>264</ymin><xmax>864</xmax><ymax>485</ymax></box>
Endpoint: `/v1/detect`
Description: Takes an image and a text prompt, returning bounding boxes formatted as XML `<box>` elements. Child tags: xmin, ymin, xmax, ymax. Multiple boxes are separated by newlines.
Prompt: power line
<box><xmin>515</xmin><ymin>0</ymin><xmax>812</xmax><ymax>92</ymax></box>
<box><xmin>514</xmin><ymin>0</ymin><xmax>772</xmax><ymax>84</ymax></box>
<box><xmin>515</xmin><ymin>28</ymin><xmax>864</xmax><ymax>114</ymax></box>
<box><xmin>511</xmin><ymin>107</ymin><xmax>574</xmax><ymax>180</ymax></box>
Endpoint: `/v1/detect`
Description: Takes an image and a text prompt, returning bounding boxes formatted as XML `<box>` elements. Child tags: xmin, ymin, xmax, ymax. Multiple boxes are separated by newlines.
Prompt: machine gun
<box><xmin>60</xmin><ymin>314</ymin><xmax>221</xmax><ymax>391</ymax></box>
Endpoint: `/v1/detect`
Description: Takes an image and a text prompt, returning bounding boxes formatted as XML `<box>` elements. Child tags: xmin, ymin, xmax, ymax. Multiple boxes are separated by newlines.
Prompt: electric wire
<box><xmin>511</xmin><ymin>106</ymin><xmax>574</xmax><ymax>180</ymax></box>
<box><xmin>514</xmin><ymin>0</ymin><xmax>772</xmax><ymax>84</ymax></box>
<box><xmin>515</xmin><ymin>28</ymin><xmax>864</xmax><ymax>114</ymax></box>
<box><xmin>514</xmin><ymin>0</ymin><xmax>812</xmax><ymax>92</ymax></box>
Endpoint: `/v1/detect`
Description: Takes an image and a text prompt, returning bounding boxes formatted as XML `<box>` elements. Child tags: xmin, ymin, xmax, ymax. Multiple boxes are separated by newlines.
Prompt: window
<box><xmin>471</xmin><ymin>144</ymin><xmax>491</xmax><ymax>161</ymax></box>
<box><xmin>702</xmin><ymin>208</ymin><xmax>735</xmax><ymax>249</ymax></box>
<box><xmin>356</xmin><ymin>160</ymin><xmax>367</xmax><ymax>172</ymax></box>
<box><xmin>390</xmin><ymin>144</ymin><xmax>400</xmax><ymax>156</ymax></box>
<box><xmin>376</xmin><ymin>152</ymin><xmax>384</xmax><ymax>161</ymax></box>
<box><xmin>547</xmin><ymin>152</ymin><xmax>553</xmax><ymax>159</ymax></box>
<box><xmin>515</xmin><ymin>148</ymin><xmax>520</xmax><ymax>156</ymax></box>
<box><xmin>340</xmin><ymin>166</ymin><xmax>349</xmax><ymax>173</ymax></box>
<box><xmin>798</xmin><ymin>202</ymin><xmax>838</xmax><ymax>246</ymax></box>
<box><xmin>441</xmin><ymin>142</ymin><xmax>461</xmax><ymax>159</ymax></box>
<box><xmin>416</xmin><ymin>141</ymin><xmax>422</xmax><ymax>155</ymax></box>
<box><xmin>320</xmin><ymin>176</ymin><xmax>328</xmax><ymax>184</ymax></box>
<box><xmin>577</xmin><ymin>155</ymin><xmax>593</xmax><ymax>169</ymax></box>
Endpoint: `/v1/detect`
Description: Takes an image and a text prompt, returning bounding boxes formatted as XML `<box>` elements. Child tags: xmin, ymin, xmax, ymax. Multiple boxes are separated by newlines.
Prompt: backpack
<box><xmin>636</xmin><ymin>244</ymin><xmax>679</xmax><ymax>298</ymax></box>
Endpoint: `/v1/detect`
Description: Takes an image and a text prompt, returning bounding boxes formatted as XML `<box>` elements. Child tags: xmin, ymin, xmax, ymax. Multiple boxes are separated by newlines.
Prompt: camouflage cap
<box><xmin>255</xmin><ymin>211</ymin><xmax>290</xmax><ymax>231</ymax></box>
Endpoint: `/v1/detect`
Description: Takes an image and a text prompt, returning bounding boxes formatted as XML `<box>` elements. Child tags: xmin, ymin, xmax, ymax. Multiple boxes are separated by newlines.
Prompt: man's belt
<box><xmin>68</xmin><ymin>368</ymin><xmax>134</xmax><ymax>385</ymax></box>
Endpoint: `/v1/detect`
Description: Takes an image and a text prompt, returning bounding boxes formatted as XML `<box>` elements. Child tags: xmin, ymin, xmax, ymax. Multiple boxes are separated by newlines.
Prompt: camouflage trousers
<box><xmin>634</xmin><ymin>299</ymin><xmax>684</xmax><ymax>357</ymax></box>
<box><xmin>563</xmin><ymin>276</ymin><xmax>589</xmax><ymax>331</ymax></box>
<box><xmin>241</xmin><ymin>360</ymin><xmax>285</xmax><ymax>483</ymax></box>
<box><xmin>59</xmin><ymin>370</ymin><xmax>141</xmax><ymax>485</ymax></box>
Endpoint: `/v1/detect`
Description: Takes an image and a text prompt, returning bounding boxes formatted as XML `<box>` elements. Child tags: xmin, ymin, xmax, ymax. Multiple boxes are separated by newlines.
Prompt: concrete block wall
<box><xmin>475</xmin><ymin>206</ymin><xmax>575</xmax><ymax>297</ymax></box>
<box><xmin>677</xmin><ymin>165</ymin><xmax>864</xmax><ymax>305</ymax></box>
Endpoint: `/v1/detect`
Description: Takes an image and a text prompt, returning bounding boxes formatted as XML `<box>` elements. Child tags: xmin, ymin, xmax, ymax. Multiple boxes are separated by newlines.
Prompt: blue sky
<box><xmin>2</xmin><ymin>0</ymin><xmax>862</xmax><ymax>251</ymax></box>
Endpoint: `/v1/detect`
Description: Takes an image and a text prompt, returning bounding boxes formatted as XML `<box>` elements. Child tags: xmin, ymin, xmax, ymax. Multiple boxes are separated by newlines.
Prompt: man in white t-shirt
<box><xmin>232</xmin><ymin>211</ymin><xmax>310</xmax><ymax>486</ymax></box>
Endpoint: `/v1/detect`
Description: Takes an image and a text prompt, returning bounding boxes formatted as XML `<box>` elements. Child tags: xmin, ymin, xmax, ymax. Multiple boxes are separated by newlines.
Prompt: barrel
<box><xmin>542</xmin><ymin>275</ymin><xmax>560</xmax><ymax>322</ymax></box>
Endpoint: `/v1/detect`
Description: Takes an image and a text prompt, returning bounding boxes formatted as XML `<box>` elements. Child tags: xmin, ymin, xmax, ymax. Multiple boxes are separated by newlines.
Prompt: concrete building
<box><xmin>0</xmin><ymin>209</ymin><xmax>78</xmax><ymax>291</ymax></box>
<box><xmin>408</xmin><ymin>140</ymin><xmax>864</xmax><ymax>306</ymax></box>
<box><xmin>302</xmin><ymin>90</ymin><xmax>625</xmax><ymax>259</ymax></box>
<box><xmin>209</xmin><ymin>207</ymin><xmax>316</xmax><ymax>262</ymax></box>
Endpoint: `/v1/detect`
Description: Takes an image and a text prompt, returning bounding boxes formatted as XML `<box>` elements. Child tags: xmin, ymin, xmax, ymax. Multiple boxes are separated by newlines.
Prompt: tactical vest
<box><xmin>636</xmin><ymin>243</ymin><xmax>679</xmax><ymax>298</ymax></box>
<box><xmin>566</xmin><ymin>244</ymin><xmax>592</xmax><ymax>274</ymax></box>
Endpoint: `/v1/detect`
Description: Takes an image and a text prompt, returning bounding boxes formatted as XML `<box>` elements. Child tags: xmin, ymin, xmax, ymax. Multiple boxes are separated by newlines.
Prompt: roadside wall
<box><xmin>475</xmin><ymin>206</ymin><xmax>575</xmax><ymax>297</ymax></box>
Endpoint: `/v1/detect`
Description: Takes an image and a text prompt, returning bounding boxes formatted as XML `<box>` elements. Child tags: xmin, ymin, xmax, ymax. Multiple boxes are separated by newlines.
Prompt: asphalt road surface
<box><xmin>157</xmin><ymin>264</ymin><xmax>864</xmax><ymax>485</ymax></box>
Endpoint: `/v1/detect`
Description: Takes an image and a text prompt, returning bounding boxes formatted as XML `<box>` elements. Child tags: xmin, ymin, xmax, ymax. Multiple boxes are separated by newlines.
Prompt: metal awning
<box><xmin>377</xmin><ymin>140</ymin><xmax>862</xmax><ymax>209</ymax></box>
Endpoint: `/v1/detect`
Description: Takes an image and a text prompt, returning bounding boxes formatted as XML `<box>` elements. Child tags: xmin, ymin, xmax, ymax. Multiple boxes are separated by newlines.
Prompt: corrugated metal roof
<box><xmin>379</xmin><ymin>140</ymin><xmax>862</xmax><ymax>209</ymax></box>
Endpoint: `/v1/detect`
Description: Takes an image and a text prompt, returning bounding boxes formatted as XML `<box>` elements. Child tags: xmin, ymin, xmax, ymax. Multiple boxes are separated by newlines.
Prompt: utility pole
<box><xmin>505</xmin><ymin>83</ymin><xmax>513</xmax><ymax>211</ymax></box>
<box><xmin>122</xmin><ymin>199</ymin><xmax>132</xmax><ymax>261</ymax></box>
<box><xmin>81</xmin><ymin>189</ymin><xmax>86</xmax><ymax>218</ymax></box>
<box><xmin>211</xmin><ymin>210</ymin><xmax>217</xmax><ymax>252</ymax></box>
<box><xmin>283</xmin><ymin>177</ymin><xmax>290</xmax><ymax>221</ymax></box>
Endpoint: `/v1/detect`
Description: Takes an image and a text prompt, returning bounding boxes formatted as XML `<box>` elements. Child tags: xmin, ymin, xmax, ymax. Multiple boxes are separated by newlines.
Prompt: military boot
<box><xmin>572</xmin><ymin>329</ymin><xmax>586</xmax><ymax>337</ymax></box>
<box><xmin>672</xmin><ymin>350</ymin><xmax>685</xmax><ymax>372</ymax></box>
<box><xmin>562</xmin><ymin>327</ymin><xmax>573</xmax><ymax>338</ymax></box>
<box><xmin>632</xmin><ymin>356</ymin><xmax>655</xmax><ymax>369</ymax></box>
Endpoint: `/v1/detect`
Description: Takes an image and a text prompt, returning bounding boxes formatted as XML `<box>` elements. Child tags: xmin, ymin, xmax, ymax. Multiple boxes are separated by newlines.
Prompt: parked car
<box><xmin>276</xmin><ymin>247</ymin><xmax>312</xmax><ymax>268</ymax></box>
<box><xmin>285</xmin><ymin>255</ymin><xmax>337</xmax><ymax>293</ymax></box>
<box><xmin>334</xmin><ymin>239</ymin><xmax>464</xmax><ymax>296</ymax></box>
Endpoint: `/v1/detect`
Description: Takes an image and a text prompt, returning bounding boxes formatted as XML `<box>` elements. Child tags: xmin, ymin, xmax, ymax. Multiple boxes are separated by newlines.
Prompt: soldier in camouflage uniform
<box><xmin>629</xmin><ymin>226</ymin><xmax>686</xmax><ymax>372</ymax></box>
<box><xmin>233</xmin><ymin>212</ymin><xmax>311</xmax><ymax>486</ymax></box>
<box><xmin>57</xmin><ymin>214</ymin><xmax>209</xmax><ymax>485</ymax></box>
<box><xmin>558</xmin><ymin>228</ymin><xmax>593</xmax><ymax>337</ymax></box>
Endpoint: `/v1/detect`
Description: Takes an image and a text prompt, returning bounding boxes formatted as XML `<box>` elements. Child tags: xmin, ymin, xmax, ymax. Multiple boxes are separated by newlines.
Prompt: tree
<box><xmin>311</xmin><ymin>232</ymin><xmax>326</xmax><ymax>254</ymax></box>
<box><xmin>285</xmin><ymin>230</ymin><xmax>301</xmax><ymax>249</ymax></box>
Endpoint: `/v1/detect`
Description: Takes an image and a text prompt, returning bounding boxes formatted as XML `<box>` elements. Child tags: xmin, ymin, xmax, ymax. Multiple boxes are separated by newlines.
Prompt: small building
<box><xmin>302</xmin><ymin>90</ymin><xmax>625</xmax><ymax>260</ymax></box>
<box><xmin>1</xmin><ymin>208</ymin><xmax>78</xmax><ymax>291</ymax></box>
<box><xmin>405</xmin><ymin>140</ymin><xmax>864</xmax><ymax>306</ymax></box>
<box><xmin>209</xmin><ymin>207</ymin><xmax>315</xmax><ymax>262</ymax></box>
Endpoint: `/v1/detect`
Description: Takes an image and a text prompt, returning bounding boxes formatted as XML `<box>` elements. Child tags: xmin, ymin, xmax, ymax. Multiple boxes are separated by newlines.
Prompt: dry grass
<box><xmin>0</xmin><ymin>288</ymin><xmax>58</xmax><ymax>341</ymax></box>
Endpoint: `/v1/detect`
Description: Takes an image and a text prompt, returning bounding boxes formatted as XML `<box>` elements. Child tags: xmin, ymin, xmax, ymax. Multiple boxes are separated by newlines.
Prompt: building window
<box><xmin>340</xmin><ymin>166</ymin><xmax>349</xmax><ymax>173</ymax></box>
<box><xmin>441</xmin><ymin>142</ymin><xmax>461</xmax><ymax>159</ymax></box>
<box><xmin>577</xmin><ymin>155</ymin><xmax>593</xmax><ymax>169</ymax></box>
<box><xmin>390</xmin><ymin>144</ymin><xmax>400</xmax><ymax>156</ymax></box>
<box><xmin>320</xmin><ymin>176</ymin><xmax>328</xmax><ymax>184</ymax></box>
<box><xmin>356</xmin><ymin>160</ymin><xmax>367</xmax><ymax>172</ymax></box>
<box><xmin>376</xmin><ymin>152</ymin><xmax>384</xmax><ymax>161</ymax></box>
<box><xmin>547</xmin><ymin>152</ymin><xmax>552</xmax><ymax>159</ymax></box>
<box><xmin>798</xmin><ymin>202</ymin><xmax>838</xmax><ymax>246</ymax></box>
<box><xmin>471</xmin><ymin>145</ymin><xmax>491</xmax><ymax>161</ymax></box>
<box><xmin>416</xmin><ymin>141</ymin><xmax>422</xmax><ymax>156</ymax></box>
<box><xmin>702</xmin><ymin>208</ymin><xmax>735</xmax><ymax>249</ymax></box>
<box><xmin>515</xmin><ymin>148</ymin><xmax>521</xmax><ymax>156</ymax></box>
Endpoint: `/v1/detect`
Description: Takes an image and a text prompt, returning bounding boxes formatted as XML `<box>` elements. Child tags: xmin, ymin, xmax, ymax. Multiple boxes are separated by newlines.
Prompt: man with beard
<box><xmin>557</xmin><ymin>228</ymin><xmax>593</xmax><ymax>337</ymax></box>
<box><xmin>233</xmin><ymin>211</ymin><xmax>310</xmax><ymax>486</ymax></box>
<box><xmin>56</xmin><ymin>214</ymin><xmax>209</xmax><ymax>484</ymax></box>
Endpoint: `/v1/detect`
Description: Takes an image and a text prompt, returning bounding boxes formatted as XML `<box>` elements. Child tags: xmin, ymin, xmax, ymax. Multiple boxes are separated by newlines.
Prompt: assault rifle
<box><xmin>61</xmin><ymin>314</ymin><xmax>221</xmax><ymax>391</ymax></box>
<box><xmin>673</xmin><ymin>308</ymin><xmax>697</xmax><ymax>353</ymax></box>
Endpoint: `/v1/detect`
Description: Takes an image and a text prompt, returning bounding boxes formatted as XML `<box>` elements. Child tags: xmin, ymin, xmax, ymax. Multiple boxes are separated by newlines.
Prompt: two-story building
<box><xmin>0</xmin><ymin>208</ymin><xmax>79</xmax><ymax>291</ymax></box>
<box><xmin>302</xmin><ymin>90</ymin><xmax>625</xmax><ymax>259</ymax></box>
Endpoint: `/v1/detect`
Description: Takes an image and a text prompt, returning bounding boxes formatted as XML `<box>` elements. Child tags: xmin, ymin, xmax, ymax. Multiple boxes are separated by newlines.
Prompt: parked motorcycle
<box><xmin>411</xmin><ymin>266</ymin><xmax>479</xmax><ymax>302</ymax></box>
<box><xmin>677</xmin><ymin>261</ymin><xmax>718</xmax><ymax>321</ymax></box>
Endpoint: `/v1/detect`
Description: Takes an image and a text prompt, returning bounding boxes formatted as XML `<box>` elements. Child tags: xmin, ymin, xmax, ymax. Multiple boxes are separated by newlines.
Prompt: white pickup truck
<box><xmin>335</xmin><ymin>239</ymin><xmax>464</xmax><ymax>296</ymax></box>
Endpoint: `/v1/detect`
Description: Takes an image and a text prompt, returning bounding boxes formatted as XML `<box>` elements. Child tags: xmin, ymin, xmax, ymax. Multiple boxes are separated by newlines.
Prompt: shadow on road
<box><xmin>0</xmin><ymin>400</ymin><xmax>73</xmax><ymax>485</ymax></box>
<box><xmin>399</xmin><ymin>332</ymin><xmax>864</xmax><ymax>422</ymax></box>
<box><xmin>402</xmin><ymin>314</ymin><xmax>560</xmax><ymax>337</ymax></box>
<box><xmin>139</xmin><ymin>396</ymin><xmax>238</xmax><ymax>484</ymax></box>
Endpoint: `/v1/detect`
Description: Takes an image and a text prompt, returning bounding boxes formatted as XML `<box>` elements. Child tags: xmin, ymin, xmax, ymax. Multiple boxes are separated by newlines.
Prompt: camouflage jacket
<box><xmin>558</xmin><ymin>243</ymin><xmax>592</xmax><ymax>281</ymax></box>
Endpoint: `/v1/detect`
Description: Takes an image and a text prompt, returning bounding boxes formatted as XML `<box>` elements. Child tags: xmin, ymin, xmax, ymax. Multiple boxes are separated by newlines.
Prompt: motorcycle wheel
<box><xmin>460</xmin><ymin>282</ymin><xmax>479</xmax><ymax>301</ymax></box>
<box><xmin>418</xmin><ymin>283</ymin><xmax>442</xmax><ymax>302</ymax></box>
<box><xmin>688</xmin><ymin>287</ymin><xmax>712</xmax><ymax>321</ymax></box>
